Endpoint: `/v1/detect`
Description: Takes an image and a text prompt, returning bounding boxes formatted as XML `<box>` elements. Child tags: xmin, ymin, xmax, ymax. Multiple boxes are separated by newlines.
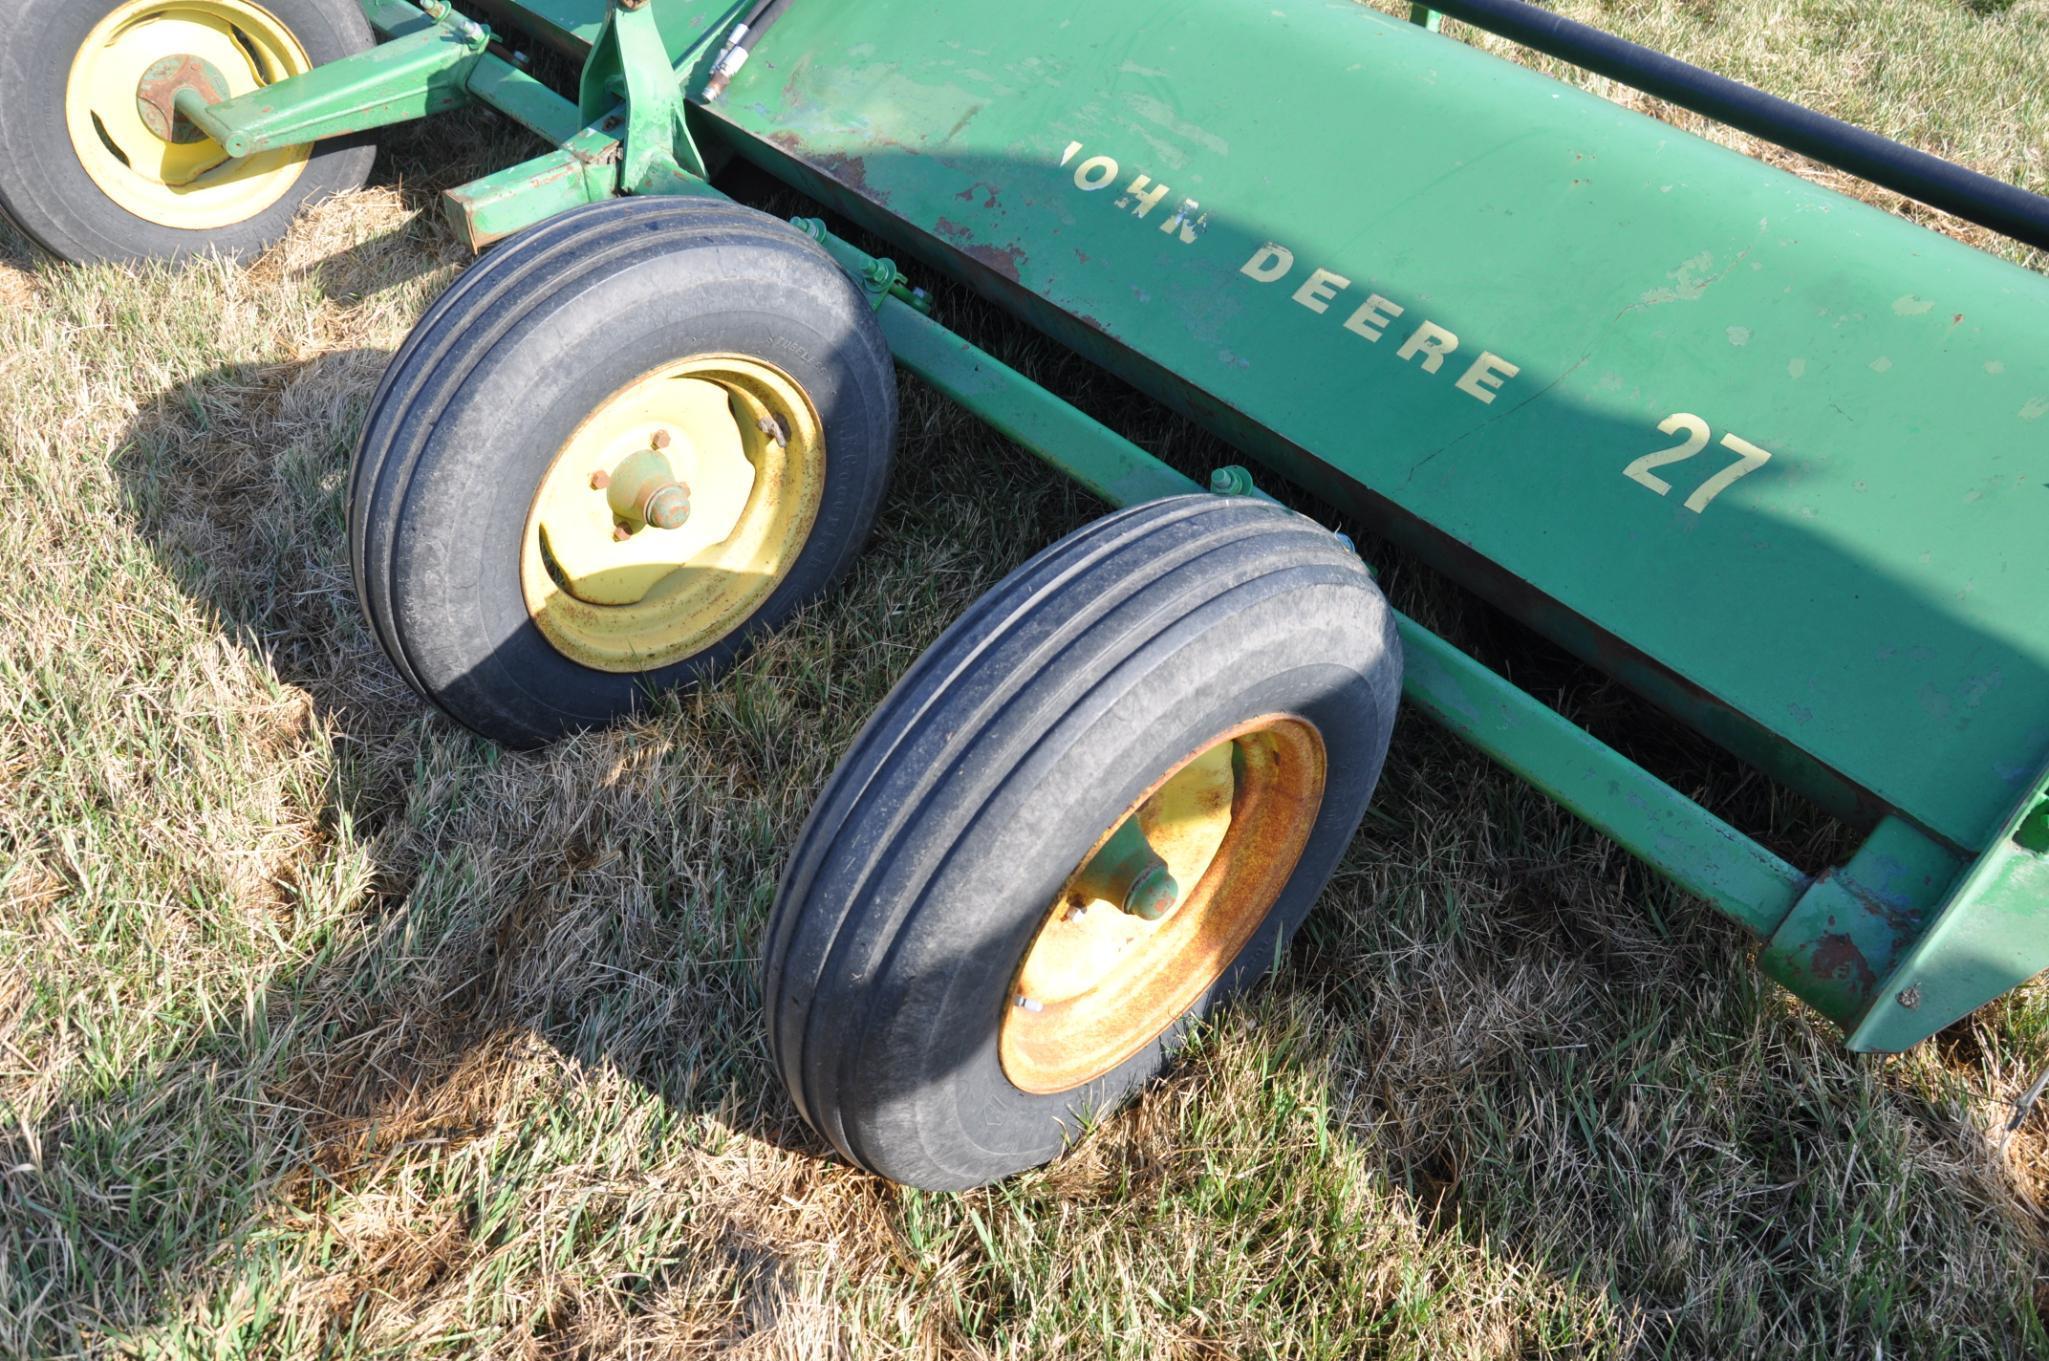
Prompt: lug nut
<box><xmin>589</xmin><ymin>469</ymin><xmax>611</xmax><ymax>490</ymax></box>
<box><xmin>613</xmin><ymin>523</ymin><xmax>632</xmax><ymax>542</ymax></box>
<box><xmin>650</xmin><ymin>429</ymin><xmax>672</xmax><ymax>450</ymax></box>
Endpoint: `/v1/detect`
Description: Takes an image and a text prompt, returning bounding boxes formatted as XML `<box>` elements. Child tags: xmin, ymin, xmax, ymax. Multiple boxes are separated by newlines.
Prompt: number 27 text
<box><xmin>1622</xmin><ymin>413</ymin><xmax>1775</xmax><ymax>514</ymax></box>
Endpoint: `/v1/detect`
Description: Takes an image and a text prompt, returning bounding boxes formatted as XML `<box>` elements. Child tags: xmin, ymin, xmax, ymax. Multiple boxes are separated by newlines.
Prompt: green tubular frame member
<box><xmin>85</xmin><ymin>0</ymin><xmax>2049</xmax><ymax>1052</ymax></box>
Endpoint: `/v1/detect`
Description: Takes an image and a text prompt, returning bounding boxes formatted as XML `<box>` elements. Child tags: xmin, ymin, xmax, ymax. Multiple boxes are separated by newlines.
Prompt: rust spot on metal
<box><xmin>134</xmin><ymin>55</ymin><xmax>225</xmax><ymax>144</ymax></box>
<box><xmin>934</xmin><ymin>216</ymin><xmax>972</xmax><ymax>241</ymax></box>
<box><xmin>962</xmin><ymin>241</ymin><xmax>1026</xmax><ymax>283</ymax></box>
<box><xmin>955</xmin><ymin>180</ymin><xmax>1000</xmax><ymax>208</ymax></box>
<box><xmin>1810</xmin><ymin>930</ymin><xmax>1878</xmax><ymax>998</ymax></box>
<box><xmin>1001</xmin><ymin>716</ymin><xmax>1326</xmax><ymax>1095</ymax></box>
<box><xmin>808</xmin><ymin>150</ymin><xmax>878</xmax><ymax>201</ymax></box>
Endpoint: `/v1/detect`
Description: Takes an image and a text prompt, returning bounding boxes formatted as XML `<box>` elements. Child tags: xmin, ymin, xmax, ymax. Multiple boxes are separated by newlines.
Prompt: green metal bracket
<box><xmin>1760</xmin><ymin>757</ymin><xmax>2049</xmax><ymax>1052</ymax></box>
<box><xmin>1758</xmin><ymin>816</ymin><xmax>1965</xmax><ymax>1033</ymax></box>
<box><xmin>176</xmin><ymin>3</ymin><xmax>489</xmax><ymax>156</ymax></box>
<box><xmin>1846</xmin><ymin>776</ymin><xmax>2049</xmax><ymax>1051</ymax></box>
<box><xmin>439</xmin><ymin>2</ymin><xmax>732</xmax><ymax>248</ymax></box>
<box><xmin>579</xmin><ymin>0</ymin><xmax>705</xmax><ymax>186</ymax></box>
<box><xmin>443</xmin><ymin>131</ymin><xmax>622</xmax><ymax>250</ymax></box>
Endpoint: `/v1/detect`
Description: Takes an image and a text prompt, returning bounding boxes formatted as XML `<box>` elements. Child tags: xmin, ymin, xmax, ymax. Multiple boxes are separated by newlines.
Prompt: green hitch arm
<box><xmin>173</xmin><ymin>5</ymin><xmax>490</xmax><ymax>157</ymax></box>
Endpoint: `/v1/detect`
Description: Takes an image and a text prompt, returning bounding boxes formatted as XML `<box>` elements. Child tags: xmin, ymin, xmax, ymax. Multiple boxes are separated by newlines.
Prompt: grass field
<box><xmin>3</xmin><ymin>1</ymin><xmax>2046</xmax><ymax>1355</ymax></box>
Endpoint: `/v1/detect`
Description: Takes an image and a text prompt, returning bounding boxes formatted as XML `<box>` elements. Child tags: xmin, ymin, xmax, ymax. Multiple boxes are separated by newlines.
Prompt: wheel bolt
<box><xmin>650</xmin><ymin>429</ymin><xmax>672</xmax><ymax>450</ymax></box>
<box><xmin>613</xmin><ymin>523</ymin><xmax>632</xmax><ymax>542</ymax></box>
<box><xmin>589</xmin><ymin>469</ymin><xmax>611</xmax><ymax>490</ymax></box>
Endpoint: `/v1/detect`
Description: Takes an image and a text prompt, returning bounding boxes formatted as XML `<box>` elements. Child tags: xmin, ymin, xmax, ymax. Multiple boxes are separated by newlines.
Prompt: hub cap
<box><xmin>65</xmin><ymin>0</ymin><xmax>315</xmax><ymax>230</ymax></box>
<box><xmin>521</xmin><ymin>355</ymin><xmax>826</xmax><ymax>672</ymax></box>
<box><xmin>1000</xmin><ymin>715</ymin><xmax>1327</xmax><ymax>1094</ymax></box>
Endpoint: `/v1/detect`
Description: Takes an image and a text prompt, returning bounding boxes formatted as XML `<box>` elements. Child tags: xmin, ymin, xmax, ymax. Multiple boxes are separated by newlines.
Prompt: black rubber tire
<box><xmin>0</xmin><ymin>0</ymin><xmax>378</xmax><ymax>265</ymax></box>
<box><xmin>349</xmin><ymin>196</ymin><xmax>897</xmax><ymax>748</ymax></box>
<box><xmin>764</xmin><ymin>495</ymin><xmax>1403</xmax><ymax>1190</ymax></box>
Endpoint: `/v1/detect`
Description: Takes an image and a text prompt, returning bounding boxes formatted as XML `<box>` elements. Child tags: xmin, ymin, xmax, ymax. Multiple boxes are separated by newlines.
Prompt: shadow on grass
<box><xmin>8</xmin><ymin>357</ymin><xmax>841</xmax><ymax>1350</ymax></box>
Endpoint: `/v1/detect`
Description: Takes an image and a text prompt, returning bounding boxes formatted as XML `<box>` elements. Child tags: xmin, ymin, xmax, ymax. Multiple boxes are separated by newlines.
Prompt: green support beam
<box><xmin>177</xmin><ymin>7</ymin><xmax>490</xmax><ymax>157</ymax></box>
<box><xmin>578</xmin><ymin>0</ymin><xmax>706</xmax><ymax>184</ymax></box>
<box><xmin>442</xmin><ymin>136</ymin><xmax>618</xmax><ymax>250</ymax></box>
<box><xmin>877</xmin><ymin>300</ymin><xmax>1203</xmax><ymax>508</ymax></box>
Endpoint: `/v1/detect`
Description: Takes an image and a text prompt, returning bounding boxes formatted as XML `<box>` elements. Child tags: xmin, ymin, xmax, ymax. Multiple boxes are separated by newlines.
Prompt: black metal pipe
<box><xmin>1419</xmin><ymin>0</ymin><xmax>2049</xmax><ymax>252</ymax></box>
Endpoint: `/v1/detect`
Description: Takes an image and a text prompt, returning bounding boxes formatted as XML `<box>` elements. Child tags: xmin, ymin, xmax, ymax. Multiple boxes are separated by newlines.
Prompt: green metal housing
<box><xmin>198</xmin><ymin>0</ymin><xmax>2048</xmax><ymax>1048</ymax></box>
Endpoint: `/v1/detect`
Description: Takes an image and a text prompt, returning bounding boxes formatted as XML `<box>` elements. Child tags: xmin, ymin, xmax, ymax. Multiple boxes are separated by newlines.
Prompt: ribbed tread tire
<box><xmin>347</xmin><ymin>196</ymin><xmax>896</xmax><ymax>747</ymax></box>
<box><xmin>764</xmin><ymin>495</ymin><xmax>1403</xmax><ymax>1189</ymax></box>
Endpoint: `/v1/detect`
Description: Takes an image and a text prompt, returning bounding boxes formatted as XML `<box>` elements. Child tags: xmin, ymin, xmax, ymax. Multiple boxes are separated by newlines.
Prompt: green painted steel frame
<box><xmin>178</xmin><ymin>5</ymin><xmax>489</xmax><ymax>156</ymax></box>
<box><xmin>179</xmin><ymin>0</ymin><xmax>2041</xmax><ymax>1049</ymax></box>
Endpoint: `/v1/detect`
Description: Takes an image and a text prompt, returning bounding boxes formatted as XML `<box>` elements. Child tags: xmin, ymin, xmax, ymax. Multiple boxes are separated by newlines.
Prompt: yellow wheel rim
<box><xmin>65</xmin><ymin>0</ymin><xmax>314</xmax><ymax>231</ymax></box>
<box><xmin>1001</xmin><ymin>715</ymin><xmax>1327</xmax><ymax>1095</ymax></box>
<box><xmin>521</xmin><ymin>354</ymin><xmax>827</xmax><ymax>673</ymax></box>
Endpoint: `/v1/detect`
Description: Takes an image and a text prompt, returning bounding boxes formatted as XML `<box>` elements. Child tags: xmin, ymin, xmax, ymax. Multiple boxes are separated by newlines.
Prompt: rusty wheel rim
<box><xmin>999</xmin><ymin>714</ymin><xmax>1327</xmax><ymax>1095</ymax></box>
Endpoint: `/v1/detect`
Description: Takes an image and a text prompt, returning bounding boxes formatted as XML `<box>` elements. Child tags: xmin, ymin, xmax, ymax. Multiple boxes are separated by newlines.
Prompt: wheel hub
<box><xmin>520</xmin><ymin>355</ymin><xmax>826</xmax><ymax>673</ymax></box>
<box><xmin>1001</xmin><ymin>715</ymin><xmax>1328</xmax><ymax>1094</ymax></box>
<box><xmin>534</xmin><ymin>381</ymin><xmax>756</xmax><ymax>610</ymax></box>
<box><xmin>133</xmin><ymin>53</ymin><xmax>227</xmax><ymax>146</ymax></box>
<box><xmin>64</xmin><ymin>0</ymin><xmax>317</xmax><ymax>229</ymax></box>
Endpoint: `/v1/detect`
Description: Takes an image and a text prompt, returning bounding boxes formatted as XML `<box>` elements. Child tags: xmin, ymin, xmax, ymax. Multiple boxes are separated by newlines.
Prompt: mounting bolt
<box><xmin>1209</xmin><ymin>465</ymin><xmax>1256</xmax><ymax>497</ymax></box>
<box><xmin>1898</xmin><ymin>984</ymin><xmax>1922</xmax><ymax>1010</ymax></box>
<box><xmin>651</xmin><ymin>429</ymin><xmax>672</xmax><ymax>450</ymax></box>
<box><xmin>613</xmin><ymin>523</ymin><xmax>633</xmax><ymax>542</ymax></box>
<box><xmin>589</xmin><ymin>469</ymin><xmax>611</xmax><ymax>490</ymax></box>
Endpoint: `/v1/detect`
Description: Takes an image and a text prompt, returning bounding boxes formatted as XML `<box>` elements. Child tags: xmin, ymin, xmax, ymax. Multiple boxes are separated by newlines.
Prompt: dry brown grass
<box><xmin>3</xmin><ymin>3</ymin><xmax>2047</xmax><ymax>1357</ymax></box>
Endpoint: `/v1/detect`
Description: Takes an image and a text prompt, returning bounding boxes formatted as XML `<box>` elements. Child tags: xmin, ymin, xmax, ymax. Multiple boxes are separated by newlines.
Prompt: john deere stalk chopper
<box><xmin>6</xmin><ymin>0</ymin><xmax>2046</xmax><ymax>1190</ymax></box>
